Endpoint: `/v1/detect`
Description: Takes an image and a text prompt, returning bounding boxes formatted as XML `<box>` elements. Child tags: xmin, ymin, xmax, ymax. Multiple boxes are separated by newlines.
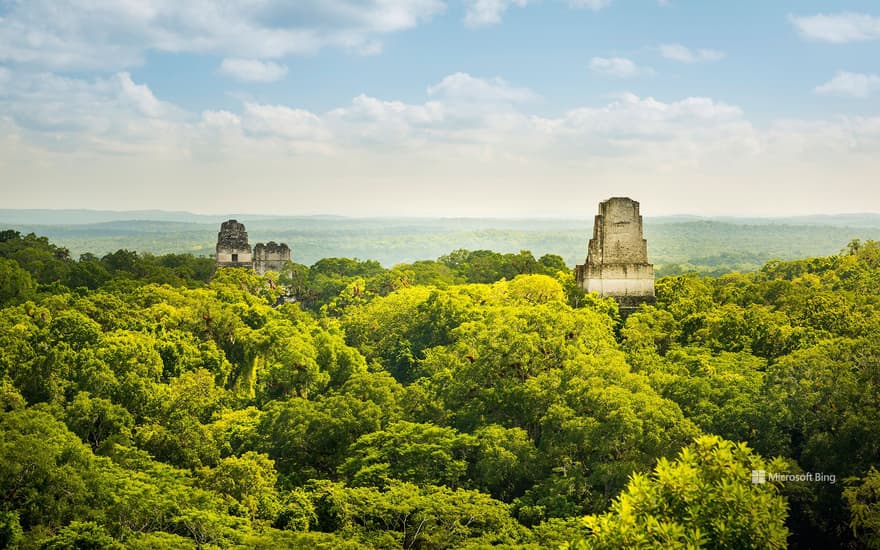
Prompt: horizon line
<box><xmin>3</xmin><ymin>208</ymin><xmax>880</xmax><ymax>220</ymax></box>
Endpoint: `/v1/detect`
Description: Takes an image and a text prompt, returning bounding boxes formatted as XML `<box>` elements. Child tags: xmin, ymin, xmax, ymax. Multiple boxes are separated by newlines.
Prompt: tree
<box><xmin>422</xmin><ymin>299</ymin><xmax>619</xmax><ymax>432</ymax></box>
<box><xmin>0</xmin><ymin>409</ymin><xmax>98</xmax><ymax>531</ymax></box>
<box><xmin>274</xmin><ymin>488</ymin><xmax>316</xmax><ymax>532</ymax></box>
<box><xmin>65</xmin><ymin>392</ymin><xmax>134</xmax><ymax>452</ymax></box>
<box><xmin>67</xmin><ymin>255</ymin><xmax>111</xmax><ymax>290</ymax></box>
<box><xmin>570</xmin><ymin>436</ymin><xmax>790</xmax><ymax>550</ymax></box>
<box><xmin>341</xmin><ymin>286</ymin><xmax>475</xmax><ymax>383</ymax></box>
<box><xmin>200</xmin><ymin>452</ymin><xmax>280</xmax><ymax>521</ymax></box>
<box><xmin>0</xmin><ymin>231</ymin><xmax>72</xmax><ymax>284</ymax></box>
<box><xmin>255</xmin><ymin>321</ymin><xmax>329</xmax><ymax>401</ymax></box>
<box><xmin>472</xmin><ymin>425</ymin><xmax>537</xmax><ymax>501</ymax></box>
<box><xmin>42</xmin><ymin>521</ymin><xmax>123</xmax><ymax>550</ymax></box>
<box><xmin>339</xmin><ymin>421</ymin><xmax>477</xmax><ymax>488</ymax></box>
<box><xmin>845</xmin><ymin>467</ymin><xmax>880</xmax><ymax>549</ymax></box>
<box><xmin>305</xmin><ymin>480</ymin><xmax>528</xmax><ymax>548</ymax></box>
<box><xmin>101</xmin><ymin>249</ymin><xmax>141</xmax><ymax>275</ymax></box>
<box><xmin>0</xmin><ymin>511</ymin><xmax>22</xmax><ymax>549</ymax></box>
<box><xmin>538</xmin><ymin>254</ymin><xmax>568</xmax><ymax>273</ymax></box>
<box><xmin>49</xmin><ymin>309</ymin><xmax>102</xmax><ymax>350</ymax></box>
<box><xmin>258</xmin><ymin>393</ymin><xmax>385</xmax><ymax>482</ymax></box>
<box><xmin>0</xmin><ymin>258</ymin><xmax>35</xmax><ymax>306</ymax></box>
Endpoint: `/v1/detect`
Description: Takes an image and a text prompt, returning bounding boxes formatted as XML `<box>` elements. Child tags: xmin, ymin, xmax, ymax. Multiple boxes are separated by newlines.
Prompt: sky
<box><xmin>0</xmin><ymin>0</ymin><xmax>878</xmax><ymax>217</ymax></box>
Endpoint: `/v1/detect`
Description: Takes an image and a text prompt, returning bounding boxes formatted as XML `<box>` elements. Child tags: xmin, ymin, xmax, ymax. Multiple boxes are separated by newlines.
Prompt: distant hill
<box><xmin>711</xmin><ymin>213</ymin><xmax>880</xmax><ymax>228</ymax></box>
<box><xmin>0</xmin><ymin>209</ymin><xmax>291</xmax><ymax>225</ymax></box>
<box><xmin>4</xmin><ymin>208</ymin><xmax>880</xmax><ymax>227</ymax></box>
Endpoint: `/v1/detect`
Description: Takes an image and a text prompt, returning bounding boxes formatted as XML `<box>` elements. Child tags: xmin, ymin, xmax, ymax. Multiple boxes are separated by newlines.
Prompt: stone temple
<box><xmin>215</xmin><ymin>220</ymin><xmax>291</xmax><ymax>275</ymax></box>
<box><xmin>575</xmin><ymin>197</ymin><xmax>655</xmax><ymax>316</ymax></box>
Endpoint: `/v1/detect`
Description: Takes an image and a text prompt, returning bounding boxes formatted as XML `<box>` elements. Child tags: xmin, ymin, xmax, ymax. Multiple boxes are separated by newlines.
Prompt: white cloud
<box><xmin>0</xmin><ymin>68</ymin><xmax>802</xmax><ymax>162</ymax></box>
<box><xmin>0</xmin><ymin>1</ymin><xmax>447</xmax><ymax>70</ymax></box>
<box><xmin>660</xmin><ymin>44</ymin><xmax>725</xmax><ymax>63</ymax></box>
<box><xmin>589</xmin><ymin>57</ymin><xmax>653</xmax><ymax>78</ymax></box>
<box><xmin>0</xmin><ymin>71</ymin><xmax>187</xmax><ymax>157</ymax></box>
<box><xmin>326</xmin><ymin>95</ymin><xmax>445</xmax><ymax>146</ymax></box>
<box><xmin>201</xmin><ymin>110</ymin><xmax>241</xmax><ymax>129</ymax></box>
<box><xmin>556</xmin><ymin>93</ymin><xmax>745</xmax><ymax>141</ymax></box>
<box><xmin>219</xmin><ymin>59</ymin><xmax>288</xmax><ymax>83</ymax></box>
<box><xmin>1</xmin><ymin>72</ymin><xmax>172</xmax><ymax>130</ymax></box>
<box><xmin>116</xmin><ymin>72</ymin><xmax>164</xmax><ymax>117</ymax></box>
<box><xmin>465</xmin><ymin>0</ymin><xmax>610</xmax><ymax>28</ymax></box>
<box><xmin>2</xmin><ymin>68</ymin><xmax>880</xmax><ymax>217</ymax></box>
<box><xmin>0</xmin><ymin>69</ymin><xmax>753</xmax><ymax>159</ymax></box>
<box><xmin>242</xmin><ymin>103</ymin><xmax>329</xmax><ymax>142</ymax></box>
<box><xmin>463</xmin><ymin>0</ymin><xmax>529</xmax><ymax>27</ymax></box>
<box><xmin>427</xmin><ymin>72</ymin><xmax>537</xmax><ymax>102</ymax></box>
<box><xmin>568</xmin><ymin>0</ymin><xmax>613</xmax><ymax>10</ymax></box>
<box><xmin>2</xmin><ymin>69</ymin><xmax>879</xmax><ymax>213</ymax></box>
<box><xmin>815</xmin><ymin>72</ymin><xmax>880</xmax><ymax>98</ymax></box>
<box><xmin>332</xmin><ymin>95</ymin><xmax>444</xmax><ymax>125</ymax></box>
<box><xmin>789</xmin><ymin>12</ymin><xmax>880</xmax><ymax>43</ymax></box>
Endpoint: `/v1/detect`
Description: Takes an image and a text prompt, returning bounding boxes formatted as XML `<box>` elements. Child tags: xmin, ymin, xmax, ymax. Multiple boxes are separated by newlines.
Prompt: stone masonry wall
<box><xmin>577</xmin><ymin>197</ymin><xmax>655</xmax><ymax>315</ymax></box>
<box><xmin>216</xmin><ymin>219</ymin><xmax>254</xmax><ymax>268</ymax></box>
<box><xmin>253</xmin><ymin>241</ymin><xmax>291</xmax><ymax>275</ymax></box>
<box><xmin>586</xmin><ymin>198</ymin><xmax>649</xmax><ymax>265</ymax></box>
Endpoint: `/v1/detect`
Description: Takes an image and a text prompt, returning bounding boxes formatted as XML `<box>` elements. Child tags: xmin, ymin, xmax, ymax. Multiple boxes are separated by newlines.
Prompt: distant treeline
<box><xmin>4</xmin><ymin>216</ymin><xmax>880</xmax><ymax>274</ymax></box>
<box><xmin>0</xmin><ymin>230</ymin><xmax>571</xmax><ymax>310</ymax></box>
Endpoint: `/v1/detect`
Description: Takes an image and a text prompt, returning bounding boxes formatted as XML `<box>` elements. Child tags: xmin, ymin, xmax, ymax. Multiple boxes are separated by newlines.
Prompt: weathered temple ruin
<box><xmin>215</xmin><ymin>220</ymin><xmax>253</xmax><ymax>269</ymax></box>
<box><xmin>575</xmin><ymin>197</ymin><xmax>655</xmax><ymax>316</ymax></box>
<box><xmin>254</xmin><ymin>241</ymin><xmax>292</xmax><ymax>275</ymax></box>
<box><xmin>215</xmin><ymin>220</ymin><xmax>291</xmax><ymax>275</ymax></box>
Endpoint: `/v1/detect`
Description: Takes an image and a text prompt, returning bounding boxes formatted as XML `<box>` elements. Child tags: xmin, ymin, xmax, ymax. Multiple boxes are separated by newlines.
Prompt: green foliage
<box><xmin>845</xmin><ymin>467</ymin><xmax>880</xmax><ymax>549</ymax></box>
<box><xmin>0</xmin><ymin>408</ymin><xmax>99</xmax><ymax>531</ymax></box>
<box><xmin>0</xmin><ymin>511</ymin><xmax>23</xmax><ymax>548</ymax></box>
<box><xmin>65</xmin><ymin>392</ymin><xmax>134</xmax><ymax>452</ymax></box>
<box><xmin>572</xmin><ymin>436</ymin><xmax>790</xmax><ymax>550</ymax></box>
<box><xmin>0</xmin><ymin>230</ymin><xmax>72</xmax><ymax>284</ymax></box>
<box><xmin>274</xmin><ymin>488</ymin><xmax>316</xmax><ymax>532</ymax></box>
<box><xmin>767</xmin><ymin>338</ymin><xmax>880</xmax><ymax>478</ymax></box>
<box><xmin>257</xmin><ymin>393</ymin><xmax>386</xmax><ymax>482</ymax></box>
<box><xmin>439</xmin><ymin>248</ymin><xmax>559</xmax><ymax>284</ymax></box>
<box><xmin>339</xmin><ymin>421</ymin><xmax>477</xmax><ymax>488</ymax></box>
<box><xmin>42</xmin><ymin>521</ymin><xmax>123</xmax><ymax>549</ymax></box>
<box><xmin>3</xmin><ymin>231</ymin><xmax>880</xmax><ymax>547</ymax></box>
<box><xmin>472</xmin><ymin>425</ymin><xmax>537</xmax><ymax>501</ymax></box>
<box><xmin>340</xmin><ymin>285</ymin><xmax>476</xmax><ymax>383</ymax></box>
<box><xmin>0</xmin><ymin>257</ymin><xmax>36</xmax><ymax>305</ymax></box>
<box><xmin>200</xmin><ymin>451</ymin><xmax>280</xmax><ymax>520</ymax></box>
<box><xmin>305</xmin><ymin>480</ymin><xmax>527</xmax><ymax>548</ymax></box>
<box><xmin>641</xmin><ymin>347</ymin><xmax>789</xmax><ymax>457</ymax></box>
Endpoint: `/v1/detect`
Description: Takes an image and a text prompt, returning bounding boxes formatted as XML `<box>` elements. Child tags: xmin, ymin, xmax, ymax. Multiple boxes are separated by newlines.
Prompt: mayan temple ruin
<box><xmin>575</xmin><ymin>197</ymin><xmax>655</xmax><ymax>316</ymax></box>
<box><xmin>215</xmin><ymin>219</ymin><xmax>291</xmax><ymax>275</ymax></box>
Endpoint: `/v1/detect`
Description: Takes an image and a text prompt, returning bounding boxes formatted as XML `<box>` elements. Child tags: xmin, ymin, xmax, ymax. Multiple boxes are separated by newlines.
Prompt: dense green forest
<box><xmin>2</xmin><ymin>229</ymin><xmax>880</xmax><ymax>548</ymax></box>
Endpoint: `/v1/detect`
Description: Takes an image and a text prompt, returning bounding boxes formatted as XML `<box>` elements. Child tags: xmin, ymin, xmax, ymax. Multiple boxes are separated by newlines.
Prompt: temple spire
<box><xmin>575</xmin><ymin>197</ymin><xmax>655</xmax><ymax>317</ymax></box>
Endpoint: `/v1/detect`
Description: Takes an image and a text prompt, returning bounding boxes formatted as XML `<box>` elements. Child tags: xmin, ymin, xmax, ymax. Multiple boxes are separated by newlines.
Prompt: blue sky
<box><xmin>0</xmin><ymin>1</ymin><xmax>878</xmax><ymax>216</ymax></box>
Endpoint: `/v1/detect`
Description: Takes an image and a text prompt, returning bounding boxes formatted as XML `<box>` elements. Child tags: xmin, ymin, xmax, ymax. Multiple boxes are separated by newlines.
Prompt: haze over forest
<box><xmin>3</xmin><ymin>209</ymin><xmax>880</xmax><ymax>274</ymax></box>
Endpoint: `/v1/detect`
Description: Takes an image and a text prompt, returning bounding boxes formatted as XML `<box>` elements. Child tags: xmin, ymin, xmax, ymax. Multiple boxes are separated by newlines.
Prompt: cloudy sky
<box><xmin>1</xmin><ymin>1</ymin><xmax>878</xmax><ymax>217</ymax></box>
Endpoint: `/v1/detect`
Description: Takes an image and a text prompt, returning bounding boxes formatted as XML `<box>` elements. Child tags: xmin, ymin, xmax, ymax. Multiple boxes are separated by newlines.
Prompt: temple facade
<box><xmin>215</xmin><ymin>220</ymin><xmax>290</xmax><ymax>275</ymax></box>
<box><xmin>254</xmin><ymin>241</ymin><xmax>292</xmax><ymax>275</ymax></box>
<box><xmin>575</xmin><ymin>197</ymin><xmax>655</xmax><ymax>316</ymax></box>
<box><xmin>215</xmin><ymin>219</ymin><xmax>253</xmax><ymax>269</ymax></box>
